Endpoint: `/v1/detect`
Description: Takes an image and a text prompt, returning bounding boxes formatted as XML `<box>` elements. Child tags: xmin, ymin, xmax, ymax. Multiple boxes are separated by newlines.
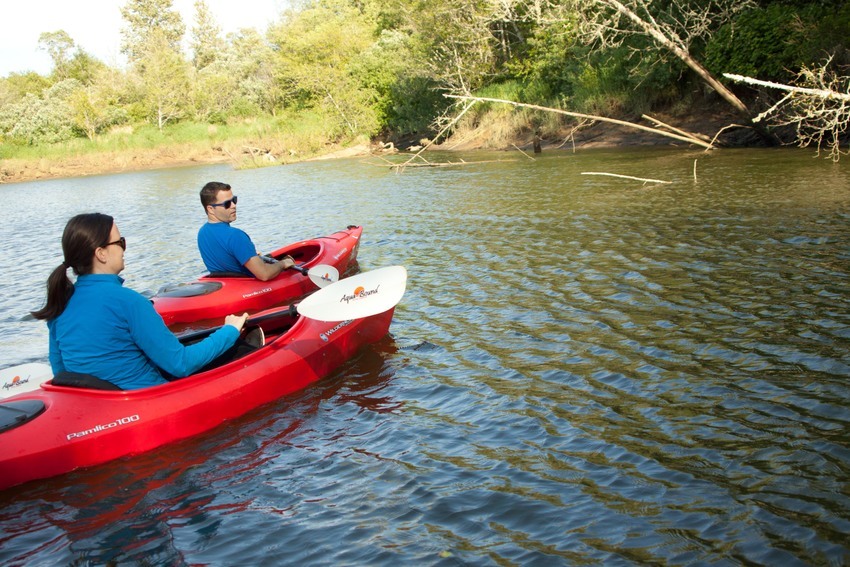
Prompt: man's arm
<box><xmin>244</xmin><ymin>255</ymin><xmax>295</xmax><ymax>281</ymax></box>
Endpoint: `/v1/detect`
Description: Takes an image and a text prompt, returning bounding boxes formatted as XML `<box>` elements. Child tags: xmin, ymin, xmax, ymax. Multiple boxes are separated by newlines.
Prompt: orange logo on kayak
<box><xmin>3</xmin><ymin>375</ymin><xmax>29</xmax><ymax>391</ymax></box>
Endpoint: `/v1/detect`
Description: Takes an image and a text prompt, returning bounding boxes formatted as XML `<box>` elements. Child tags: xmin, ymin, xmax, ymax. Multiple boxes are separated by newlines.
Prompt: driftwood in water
<box><xmin>366</xmin><ymin>156</ymin><xmax>519</xmax><ymax>170</ymax></box>
<box><xmin>581</xmin><ymin>172</ymin><xmax>672</xmax><ymax>185</ymax></box>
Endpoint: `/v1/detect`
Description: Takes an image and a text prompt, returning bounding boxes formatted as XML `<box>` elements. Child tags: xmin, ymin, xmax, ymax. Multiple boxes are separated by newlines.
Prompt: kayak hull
<box><xmin>152</xmin><ymin>225</ymin><xmax>362</xmax><ymax>326</ymax></box>
<box><xmin>0</xmin><ymin>306</ymin><xmax>394</xmax><ymax>491</ymax></box>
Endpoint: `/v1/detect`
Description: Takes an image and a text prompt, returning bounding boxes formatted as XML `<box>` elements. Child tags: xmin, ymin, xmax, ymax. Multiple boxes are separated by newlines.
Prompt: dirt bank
<box><xmin>0</xmin><ymin>109</ymin><xmax>747</xmax><ymax>184</ymax></box>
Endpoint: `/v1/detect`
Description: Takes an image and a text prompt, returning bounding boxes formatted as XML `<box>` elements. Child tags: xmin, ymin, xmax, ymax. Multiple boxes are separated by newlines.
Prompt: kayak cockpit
<box><xmin>0</xmin><ymin>399</ymin><xmax>46</xmax><ymax>433</ymax></box>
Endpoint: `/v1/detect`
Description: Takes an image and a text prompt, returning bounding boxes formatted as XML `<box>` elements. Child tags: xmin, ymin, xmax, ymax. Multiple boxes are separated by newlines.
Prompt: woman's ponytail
<box><xmin>31</xmin><ymin>263</ymin><xmax>75</xmax><ymax>320</ymax></box>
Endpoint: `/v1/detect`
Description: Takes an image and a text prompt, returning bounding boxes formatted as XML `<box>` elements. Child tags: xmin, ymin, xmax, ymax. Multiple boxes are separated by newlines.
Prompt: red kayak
<box><xmin>0</xmin><ymin>267</ymin><xmax>407</xmax><ymax>491</ymax></box>
<box><xmin>152</xmin><ymin>225</ymin><xmax>362</xmax><ymax>326</ymax></box>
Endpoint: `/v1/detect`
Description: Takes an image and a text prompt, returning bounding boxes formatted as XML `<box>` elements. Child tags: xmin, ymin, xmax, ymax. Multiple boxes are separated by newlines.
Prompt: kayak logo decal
<box><xmin>320</xmin><ymin>320</ymin><xmax>353</xmax><ymax>342</ymax></box>
<box><xmin>67</xmin><ymin>414</ymin><xmax>140</xmax><ymax>440</ymax></box>
<box><xmin>340</xmin><ymin>284</ymin><xmax>380</xmax><ymax>305</ymax></box>
<box><xmin>333</xmin><ymin>247</ymin><xmax>349</xmax><ymax>260</ymax></box>
<box><xmin>2</xmin><ymin>374</ymin><xmax>29</xmax><ymax>391</ymax></box>
<box><xmin>242</xmin><ymin>287</ymin><xmax>272</xmax><ymax>299</ymax></box>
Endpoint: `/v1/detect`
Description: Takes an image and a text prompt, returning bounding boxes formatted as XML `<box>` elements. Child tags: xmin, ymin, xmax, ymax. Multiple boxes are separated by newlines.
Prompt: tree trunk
<box><xmin>599</xmin><ymin>0</ymin><xmax>778</xmax><ymax>144</ymax></box>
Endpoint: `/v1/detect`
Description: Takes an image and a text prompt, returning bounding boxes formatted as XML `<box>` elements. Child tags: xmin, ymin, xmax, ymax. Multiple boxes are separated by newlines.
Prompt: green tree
<box><xmin>68</xmin><ymin>67</ymin><xmax>130</xmax><ymax>139</ymax></box>
<box><xmin>268</xmin><ymin>0</ymin><xmax>380</xmax><ymax>137</ymax></box>
<box><xmin>38</xmin><ymin>30</ymin><xmax>76</xmax><ymax>79</ymax></box>
<box><xmin>0</xmin><ymin>73</ymin><xmax>52</xmax><ymax>101</ymax></box>
<box><xmin>190</xmin><ymin>0</ymin><xmax>223</xmax><ymax>69</ymax></box>
<box><xmin>219</xmin><ymin>28</ymin><xmax>281</xmax><ymax>116</ymax></box>
<box><xmin>138</xmin><ymin>29</ymin><xmax>190</xmax><ymax>129</ymax></box>
<box><xmin>120</xmin><ymin>0</ymin><xmax>186</xmax><ymax>64</ymax></box>
<box><xmin>0</xmin><ymin>79</ymin><xmax>81</xmax><ymax>144</ymax></box>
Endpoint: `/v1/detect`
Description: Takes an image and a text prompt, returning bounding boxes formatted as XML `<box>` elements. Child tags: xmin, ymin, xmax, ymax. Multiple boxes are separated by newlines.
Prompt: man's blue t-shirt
<box><xmin>198</xmin><ymin>222</ymin><xmax>257</xmax><ymax>276</ymax></box>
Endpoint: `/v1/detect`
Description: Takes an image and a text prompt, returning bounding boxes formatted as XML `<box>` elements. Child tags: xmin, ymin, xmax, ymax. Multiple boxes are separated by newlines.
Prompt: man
<box><xmin>198</xmin><ymin>181</ymin><xmax>295</xmax><ymax>281</ymax></box>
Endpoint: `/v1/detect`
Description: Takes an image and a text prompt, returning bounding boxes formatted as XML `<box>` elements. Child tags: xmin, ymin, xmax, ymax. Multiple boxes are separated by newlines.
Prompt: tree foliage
<box><xmin>190</xmin><ymin>0</ymin><xmax>223</xmax><ymax>70</ymax></box>
<box><xmin>0</xmin><ymin>0</ymin><xmax>847</xmax><ymax>152</ymax></box>
<box><xmin>38</xmin><ymin>31</ymin><xmax>76</xmax><ymax>80</ymax></box>
<box><xmin>120</xmin><ymin>0</ymin><xmax>186</xmax><ymax>63</ymax></box>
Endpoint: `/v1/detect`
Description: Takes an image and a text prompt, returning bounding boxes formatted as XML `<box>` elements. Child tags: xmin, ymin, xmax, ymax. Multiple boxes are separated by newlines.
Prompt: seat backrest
<box><xmin>52</xmin><ymin>371</ymin><xmax>122</xmax><ymax>390</ymax></box>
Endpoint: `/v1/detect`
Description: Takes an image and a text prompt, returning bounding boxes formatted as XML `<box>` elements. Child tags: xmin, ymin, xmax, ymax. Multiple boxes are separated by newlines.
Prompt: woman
<box><xmin>31</xmin><ymin>213</ymin><xmax>248</xmax><ymax>390</ymax></box>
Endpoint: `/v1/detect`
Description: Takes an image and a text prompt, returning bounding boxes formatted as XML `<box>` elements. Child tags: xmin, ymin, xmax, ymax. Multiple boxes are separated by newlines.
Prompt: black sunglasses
<box><xmin>104</xmin><ymin>236</ymin><xmax>127</xmax><ymax>251</ymax></box>
<box><xmin>210</xmin><ymin>195</ymin><xmax>238</xmax><ymax>209</ymax></box>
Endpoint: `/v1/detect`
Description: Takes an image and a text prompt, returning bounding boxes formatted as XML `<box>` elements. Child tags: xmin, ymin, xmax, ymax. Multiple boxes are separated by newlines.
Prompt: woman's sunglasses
<box><xmin>104</xmin><ymin>236</ymin><xmax>127</xmax><ymax>251</ymax></box>
<box><xmin>210</xmin><ymin>196</ymin><xmax>238</xmax><ymax>209</ymax></box>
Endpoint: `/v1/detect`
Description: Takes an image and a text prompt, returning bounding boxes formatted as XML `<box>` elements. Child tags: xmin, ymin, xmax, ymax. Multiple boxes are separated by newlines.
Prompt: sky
<box><xmin>1</xmin><ymin>0</ymin><xmax>288</xmax><ymax>77</ymax></box>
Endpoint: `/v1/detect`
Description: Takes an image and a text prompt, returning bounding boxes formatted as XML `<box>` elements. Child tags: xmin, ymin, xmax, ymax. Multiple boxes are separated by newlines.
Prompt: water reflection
<box><xmin>1</xmin><ymin>148</ymin><xmax>849</xmax><ymax>565</ymax></box>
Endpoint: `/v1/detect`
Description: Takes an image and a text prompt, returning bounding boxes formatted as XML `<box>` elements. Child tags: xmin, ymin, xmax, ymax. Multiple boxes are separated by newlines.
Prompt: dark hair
<box><xmin>200</xmin><ymin>181</ymin><xmax>231</xmax><ymax>209</ymax></box>
<box><xmin>31</xmin><ymin>213</ymin><xmax>114</xmax><ymax>321</ymax></box>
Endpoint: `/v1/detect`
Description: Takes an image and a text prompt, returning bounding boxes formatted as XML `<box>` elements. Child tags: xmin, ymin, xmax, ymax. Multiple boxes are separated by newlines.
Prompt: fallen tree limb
<box><xmin>723</xmin><ymin>73</ymin><xmax>850</xmax><ymax>102</ymax></box>
<box><xmin>581</xmin><ymin>172</ymin><xmax>672</xmax><ymax>185</ymax></box>
<box><xmin>445</xmin><ymin>94</ymin><xmax>716</xmax><ymax>150</ymax></box>
<box><xmin>723</xmin><ymin>69</ymin><xmax>850</xmax><ymax>161</ymax></box>
<box><xmin>365</xmin><ymin>158</ymin><xmax>519</xmax><ymax>169</ymax></box>
<box><xmin>642</xmin><ymin>114</ymin><xmax>711</xmax><ymax>144</ymax></box>
<box><xmin>512</xmin><ymin>144</ymin><xmax>536</xmax><ymax>160</ymax></box>
<box><xmin>395</xmin><ymin>99</ymin><xmax>478</xmax><ymax>172</ymax></box>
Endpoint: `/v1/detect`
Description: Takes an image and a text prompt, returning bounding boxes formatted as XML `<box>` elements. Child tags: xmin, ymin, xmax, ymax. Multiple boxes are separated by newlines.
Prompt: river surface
<box><xmin>0</xmin><ymin>148</ymin><xmax>848</xmax><ymax>565</ymax></box>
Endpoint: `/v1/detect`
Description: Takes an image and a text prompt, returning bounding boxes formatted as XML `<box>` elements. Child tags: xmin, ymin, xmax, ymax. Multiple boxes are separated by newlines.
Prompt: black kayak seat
<box><xmin>0</xmin><ymin>399</ymin><xmax>46</xmax><ymax>434</ymax></box>
<box><xmin>155</xmin><ymin>280</ymin><xmax>224</xmax><ymax>298</ymax></box>
<box><xmin>52</xmin><ymin>371</ymin><xmax>122</xmax><ymax>391</ymax></box>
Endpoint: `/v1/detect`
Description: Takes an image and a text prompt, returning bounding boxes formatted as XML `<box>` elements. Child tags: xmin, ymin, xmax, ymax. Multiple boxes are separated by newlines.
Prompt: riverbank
<box><xmin>0</xmin><ymin>106</ymin><xmax>743</xmax><ymax>184</ymax></box>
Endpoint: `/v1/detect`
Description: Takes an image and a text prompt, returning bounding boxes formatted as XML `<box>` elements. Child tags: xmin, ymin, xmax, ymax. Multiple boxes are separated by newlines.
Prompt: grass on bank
<box><xmin>0</xmin><ymin>109</ymin><xmax>367</xmax><ymax>180</ymax></box>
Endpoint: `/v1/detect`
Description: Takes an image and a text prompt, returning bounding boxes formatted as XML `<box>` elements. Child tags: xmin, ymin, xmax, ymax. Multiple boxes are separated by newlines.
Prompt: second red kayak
<box><xmin>153</xmin><ymin>225</ymin><xmax>362</xmax><ymax>325</ymax></box>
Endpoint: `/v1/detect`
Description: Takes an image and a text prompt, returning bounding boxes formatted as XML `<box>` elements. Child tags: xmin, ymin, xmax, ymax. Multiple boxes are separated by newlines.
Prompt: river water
<box><xmin>0</xmin><ymin>148</ymin><xmax>848</xmax><ymax>565</ymax></box>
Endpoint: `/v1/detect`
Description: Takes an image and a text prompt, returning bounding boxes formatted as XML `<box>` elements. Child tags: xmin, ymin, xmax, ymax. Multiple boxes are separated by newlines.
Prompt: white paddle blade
<box><xmin>297</xmin><ymin>266</ymin><xmax>407</xmax><ymax>322</ymax></box>
<box><xmin>308</xmin><ymin>264</ymin><xmax>340</xmax><ymax>288</ymax></box>
<box><xmin>0</xmin><ymin>363</ymin><xmax>52</xmax><ymax>400</ymax></box>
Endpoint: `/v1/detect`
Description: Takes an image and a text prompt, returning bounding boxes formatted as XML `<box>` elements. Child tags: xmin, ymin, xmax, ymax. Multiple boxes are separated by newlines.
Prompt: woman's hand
<box><xmin>225</xmin><ymin>312</ymin><xmax>249</xmax><ymax>333</ymax></box>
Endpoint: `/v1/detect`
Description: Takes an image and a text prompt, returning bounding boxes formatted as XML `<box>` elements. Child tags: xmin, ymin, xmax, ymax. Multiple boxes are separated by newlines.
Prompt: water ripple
<box><xmin>1</xmin><ymin>149</ymin><xmax>849</xmax><ymax>565</ymax></box>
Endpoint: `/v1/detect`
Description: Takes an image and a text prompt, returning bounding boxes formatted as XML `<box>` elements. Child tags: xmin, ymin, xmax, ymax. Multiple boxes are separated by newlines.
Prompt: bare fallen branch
<box><xmin>512</xmin><ymin>144</ymin><xmax>536</xmax><ymax>160</ymax></box>
<box><xmin>581</xmin><ymin>172</ymin><xmax>672</xmax><ymax>185</ymax></box>
<box><xmin>365</xmin><ymin>158</ymin><xmax>519</xmax><ymax>169</ymax></box>
<box><xmin>446</xmin><ymin>94</ymin><xmax>716</xmax><ymax>150</ymax></box>
<box><xmin>396</xmin><ymin>100</ymin><xmax>478</xmax><ymax>172</ymax></box>
<box><xmin>723</xmin><ymin>73</ymin><xmax>850</xmax><ymax>102</ymax></box>
<box><xmin>642</xmin><ymin>114</ymin><xmax>710</xmax><ymax>143</ymax></box>
<box><xmin>724</xmin><ymin>67</ymin><xmax>850</xmax><ymax>161</ymax></box>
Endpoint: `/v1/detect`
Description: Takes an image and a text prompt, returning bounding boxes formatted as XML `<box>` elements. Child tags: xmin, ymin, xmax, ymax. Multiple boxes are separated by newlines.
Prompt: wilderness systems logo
<box><xmin>242</xmin><ymin>287</ymin><xmax>272</xmax><ymax>299</ymax></box>
<box><xmin>67</xmin><ymin>415</ymin><xmax>140</xmax><ymax>440</ymax></box>
<box><xmin>333</xmin><ymin>247</ymin><xmax>349</xmax><ymax>260</ymax></box>
<box><xmin>320</xmin><ymin>320</ymin><xmax>353</xmax><ymax>342</ymax></box>
<box><xmin>340</xmin><ymin>284</ymin><xmax>380</xmax><ymax>305</ymax></box>
<box><xmin>2</xmin><ymin>374</ymin><xmax>29</xmax><ymax>391</ymax></box>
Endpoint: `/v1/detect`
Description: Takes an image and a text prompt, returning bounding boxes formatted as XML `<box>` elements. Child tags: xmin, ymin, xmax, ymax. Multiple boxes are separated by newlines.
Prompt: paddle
<box><xmin>291</xmin><ymin>263</ymin><xmax>339</xmax><ymax>288</ymax></box>
<box><xmin>296</xmin><ymin>265</ymin><xmax>407</xmax><ymax>322</ymax></box>
<box><xmin>260</xmin><ymin>255</ymin><xmax>339</xmax><ymax>288</ymax></box>
<box><xmin>178</xmin><ymin>265</ymin><xmax>406</xmax><ymax>339</ymax></box>
<box><xmin>0</xmin><ymin>362</ymin><xmax>53</xmax><ymax>400</ymax></box>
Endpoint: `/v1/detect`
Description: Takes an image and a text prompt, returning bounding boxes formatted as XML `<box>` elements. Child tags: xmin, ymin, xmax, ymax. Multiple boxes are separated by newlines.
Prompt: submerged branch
<box><xmin>581</xmin><ymin>171</ymin><xmax>672</xmax><ymax>185</ymax></box>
